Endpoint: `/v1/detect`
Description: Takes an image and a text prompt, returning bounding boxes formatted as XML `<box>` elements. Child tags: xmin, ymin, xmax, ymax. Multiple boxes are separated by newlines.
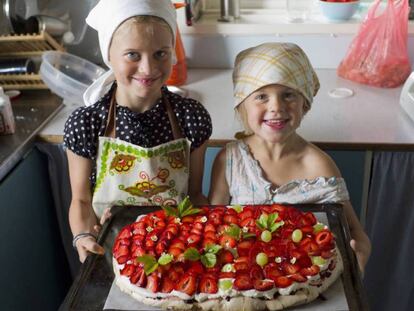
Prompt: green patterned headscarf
<box><xmin>233</xmin><ymin>42</ymin><xmax>320</xmax><ymax>108</ymax></box>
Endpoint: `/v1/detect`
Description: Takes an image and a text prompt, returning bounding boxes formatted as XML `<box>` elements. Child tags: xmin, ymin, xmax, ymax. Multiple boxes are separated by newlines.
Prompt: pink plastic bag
<box><xmin>337</xmin><ymin>0</ymin><xmax>411</xmax><ymax>88</ymax></box>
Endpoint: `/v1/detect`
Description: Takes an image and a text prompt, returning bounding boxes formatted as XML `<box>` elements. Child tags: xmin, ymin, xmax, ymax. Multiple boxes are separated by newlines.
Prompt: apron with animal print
<box><xmin>92</xmin><ymin>91</ymin><xmax>190</xmax><ymax>218</ymax></box>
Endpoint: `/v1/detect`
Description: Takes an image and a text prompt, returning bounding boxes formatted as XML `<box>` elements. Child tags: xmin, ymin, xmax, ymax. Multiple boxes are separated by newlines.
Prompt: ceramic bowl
<box><xmin>319</xmin><ymin>0</ymin><xmax>360</xmax><ymax>21</ymax></box>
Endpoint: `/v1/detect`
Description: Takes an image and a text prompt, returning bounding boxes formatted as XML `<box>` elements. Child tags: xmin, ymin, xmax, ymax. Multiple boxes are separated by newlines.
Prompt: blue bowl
<box><xmin>319</xmin><ymin>0</ymin><xmax>360</xmax><ymax>21</ymax></box>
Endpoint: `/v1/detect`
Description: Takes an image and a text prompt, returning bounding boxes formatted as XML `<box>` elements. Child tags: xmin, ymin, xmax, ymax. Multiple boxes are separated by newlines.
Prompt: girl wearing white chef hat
<box><xmin>64</xmin><ymin>0</ymin><xmax>212</xmax><ymax>262</ymax></box>
<box><xmin>209</xmin><ymin>42</ymin><xmax>371</xmax><ymax>273</ymax></box>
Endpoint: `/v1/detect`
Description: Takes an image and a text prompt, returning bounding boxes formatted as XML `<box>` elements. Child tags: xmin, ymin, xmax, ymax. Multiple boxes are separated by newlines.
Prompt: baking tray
<box><xmin>59</xmin><ymin>204</ymin><xmax>369</xmax><ymax>311</ymax></box>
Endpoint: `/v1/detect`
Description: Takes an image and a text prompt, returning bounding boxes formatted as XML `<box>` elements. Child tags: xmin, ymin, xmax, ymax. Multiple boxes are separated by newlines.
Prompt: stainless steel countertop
<box><xmin>0</xmin><ymin>91</ymin><xmax>63</xmax><ymax>181</ymax></box>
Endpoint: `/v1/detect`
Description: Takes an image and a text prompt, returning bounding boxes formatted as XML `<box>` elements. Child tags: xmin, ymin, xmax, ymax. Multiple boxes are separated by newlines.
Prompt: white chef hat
<box><xmin>86</xmin><ymin>0</ymin><xmax>177</xmax><ymax>67</ymax></box>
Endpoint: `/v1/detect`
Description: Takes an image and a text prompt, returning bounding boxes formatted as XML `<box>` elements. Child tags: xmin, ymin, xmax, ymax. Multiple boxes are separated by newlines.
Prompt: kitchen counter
<box><xmin>0</xmin><ymin>91</ymin><xmax>63</xmax><ymax>181</ymax></box>
<box><xmin>38</xmin><ymin>68</ymin><xmax>414</xmax><ymax>150</ymax></box>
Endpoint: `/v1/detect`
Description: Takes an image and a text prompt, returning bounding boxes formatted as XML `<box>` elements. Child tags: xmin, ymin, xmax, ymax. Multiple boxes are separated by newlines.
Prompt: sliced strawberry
<box><xmin>145</xmin><ymin>239</ymin><xmax>155</xmax><ymax>250</ymax></box>
<box><xmin>161</xmin><ymin>230</ymin><xmax>175</xmax><ymax>241</ymax></box>
<box><xmin>204</xmin><ymin>223</ymin><xmax>216</xmax><ymax>233</ymax></box>
<box><xmin>223</xmin><ymin>214</ymin><xmax>239</xmax><ymax>225</ymax></box>
<box><xmin>168</xmin><ymin>269</ymin><xmax>181</xmax><ymax>282</ymax></box>
<box><xmin>271</xmin><ymin>204</ymin><xmax>287</xmax><ymax>214</ymax></box>
<box><xmin>161</xmin><ymin>276</ymin><xmax>175</xmax><ymax>293</ymax></box>
<box><xmin>175</xmin><ymin>274</ymin><xmax>197</xmax><ymax>295</ymax></box>
<box><xmin>315</xmin><ymin>230</ymin><xmax>333</xmax><ymax>246</ymax></box>
<box><xmin>114</xmin><ymin>245</ymin><xmax>129</xmax><ymax>259</ymax></box>
<box><xmin>218</xmin><ymin>249</ymin><xmax>234</xmax><ymax>264</ymax></box>
<box><xmin>289</xmin><ymin>273</ymin><xmax>307</xmax><ymax>283</ymax></box>
<box><xmin>240</xmin><ymin>217</ymin><xmax>255</xmax><ymax>227</ymax></box>
<box><xmin>187</xmin><ymin>233</ymin><xmax>201</xmax><ymax>246</ymax></box>
<box><xmin>219</xmin><ymin>271</ymin><xmax>236</xmax><ymax>278</ymax></box>
<box><xmin>170</xmin><ymin>240</ymin><xmax>186</xmax><ymax>251</ymax></box>
<box><xmin>202</xmin><ymin>238</ymin><xmax>217</xmax><ymax>249</ymax></box>
<box><xmin>204</xmin><ymin>231</ymin><xmax>217</xmax><ymax>241</ymax></box>
<box><xmin>239</xmin><ymin>209</ymin><xmax>254</xmax><ymax>221</ymax></box>
<box><xmin>300</xmin><ymin>237</ymin><xmax>320</xmax><ymax>256</ymax></box>
<box><xmin>120</xmin><ymin>264</ymin><xmax>136</xmax><ymax>277</ymax></box>
<box><xmin>193</xmin><ymin>222</ymin><xmax>204</xmax><ymax>230</ymax></box>
<box><xmin>166</xmin><ymin>224</ymin><xmax>179</xmax><ymax>235</ymax></box>
<box><xmin>321</xmin><ymin>250</ymin><xmax>334</xmax><ymax>259</ymax></box>
<box><xmin>130</xmin><ymin>268</ymin><xmax>146</xmax><ymax>286</ymax></box>
<box><xmin>199</xmin><ymin>276</ymin><xmax>218</xmax><ymax>294</ymax></box>
<box><xmin>190</xmin><ymin>227</ymin><xmax>203</xmax><ymax>236</ymax></box>
<box><xmin>181</xmin><ymin>216</ymin><xmax>195</xmax><ymax>223</ymax></box>
<box><xmin>282</xmin><ymin>263</ymin><xmax>300</xmax><ymax>274</ymax></box>
<box><xmin>301</xmin><ymin>225</ymin><xmax>314</xmax><ymax>234</ymax></box>
<box><xmin>237</xmin><ymin>240</ymin><xmax>254</xmax><ymax>257</ymax></box>
<box><xmin>263</xmin><ymin>262</ymin><xmax>281</xmax><ymax>278</ymax></box>
<box><xmin>300</xmin><ymin>265</ymin><xmax>320</xmax><ymax>276</ymax></box>
<box><xmin>224</xmin><ymin>207</ymin><xmax>238</xmax><ymax>216</ymax></box>
<box><xmin>187</xmin><ymin>261</ymin><xmax>204</xmax><ymax>276</ymax></box>
<box><xmin>153</xmin><ymin>210</ymin><xmax>166</xmax><ymax>219</ymax></box>
<box><xmin>169</xmin><ymin>247</ymin><xmax>184</xmax><ymax>258</ymax></box>
<box><xmin>208</xmin><ymin>211</ymin><xmax>224</xmax><ymax>225</ymax></box>
<box><xmin>302</xmin><ymin>212</ymin><xmax>317</xmax><ymax>226</ymax></box>
<box><xmin>234</xmin><ymin>260</ymin><xmax>249</xmax><ymax>271</ymax></box>
<box><xmin>132</xmin><ymin>234</ymin><xmax>145</xmax><ymax>242</ymax></box>
<box><xmin>146</xmin><ymin>273</ymin><xmax>159</xmax><ymax>293</ymax></box>
<box><xmin>131</xmin><ymin>245</ymin><xmax>146</xmax><ymax>258</ymax></box>
<box><xmin>250</xmin><ymin>264</ymin><xmax>264</xmax><ymax>280</ymax></box>
<box><xmin>155</xmin><ymin>240</ymin><xmax>168</xmax><ymax>256</ymax></box>
<box><xmin>233</xmin><ymin>273</ymin><xmax>253</xmax><ymax>290</ymax></box>
<box><xmin>219</xmin><ymin>235</ymin><xmax>237</xmax><ymax>248</ymax></box>
<box><xmin>296</xmin><ymin>255</ymin><xmax>312</xmax><ymax>268</ymax></box>
<box><xmin>116</xmin><ymin>255</ymin><xmax>129</xmax><ymax>264</ymax></box>
<box><xmin>254</xmin><ymin>279</ymin><xmax>274</xmax><ymax>291</ymax></box>
<box><xmin>117</xmin><ymin>226</ymin><xmax>132</xmax><ymax>239</ymax></box>
<box><xmin>274</xmin><ymin>276</ymin><xmax>293</xmax><ymax>288</ymax></box>
<box><xmin>217</xmin><ymin>224</ymin><xmax>230</xmax><ymax>235</ymax></box>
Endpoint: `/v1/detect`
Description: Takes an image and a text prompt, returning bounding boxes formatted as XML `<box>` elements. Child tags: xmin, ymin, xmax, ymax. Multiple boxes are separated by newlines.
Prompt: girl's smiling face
<box><xmin>242</xmin><ymin>84</ymin><xmax>306</xmax><ymax>143</ymax></box>
<box><xmin>109</xmin><ymin>18</ymin><xmax>173</xmax><ymax>110</ymax></box>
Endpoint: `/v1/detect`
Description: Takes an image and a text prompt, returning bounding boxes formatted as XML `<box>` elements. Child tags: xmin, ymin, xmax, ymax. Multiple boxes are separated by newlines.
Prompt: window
<box><xmin>204</xmin><ymin>0</ymin><xmax>373</xmax><ymax>10</ymax></box>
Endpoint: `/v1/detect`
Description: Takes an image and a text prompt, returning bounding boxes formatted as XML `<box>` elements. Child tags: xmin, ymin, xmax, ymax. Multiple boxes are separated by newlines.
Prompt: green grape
<box><xmin>261</xmin><ymin>230</ymin><xmax>272</xmax><ymax>243</ymax></box>
<box><xmin>256</xmin><ymin>252</ymin><xmax>268</xmax><ymax>267</ymax></box>
<box><xmin>291</xmin><ymin>229</ymin><xmax>303</xmax><ymax>242</ymax></box>
<box><xmin>219</xmin><ymin>279</ymin><xmax>233</xmax><ymax>291</ymax></box>
<box><xmin>312</xmin><ymin>256</ymin><xmax>327</xmax><ymax>266</ymax></box>
<box><xmin>221</xmin><ymin>263</ymin><xmax>235</xmax><ymax>272</ymax></box>
<box><xmin>313</xmin><ymin>223</ymin><xmax>325</xmax><ymax>233</ymax></box>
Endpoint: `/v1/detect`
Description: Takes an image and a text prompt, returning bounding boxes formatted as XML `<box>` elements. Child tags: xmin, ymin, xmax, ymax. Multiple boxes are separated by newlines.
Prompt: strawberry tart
<box><xmin>112</xmin><ymin>198</ymin><xmax>343</xmax><ymax>310</ymax></box>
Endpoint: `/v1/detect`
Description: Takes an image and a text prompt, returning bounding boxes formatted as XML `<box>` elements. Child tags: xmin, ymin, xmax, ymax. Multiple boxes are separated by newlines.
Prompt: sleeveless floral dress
<box><xmin>225</xmin><ymin>141</ymin><xmax>350</xmax><ymax>205</ymax></box>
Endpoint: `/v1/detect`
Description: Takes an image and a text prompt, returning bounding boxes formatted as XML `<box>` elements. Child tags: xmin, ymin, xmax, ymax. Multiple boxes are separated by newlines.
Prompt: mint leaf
<box><xmin>230</xmin><ymin>205</ymin><xmax>243</xmax><ymax>213</ymax></box>
<box><xmin>158</xmin><ymin>253</ymin><xmax>173</xmax><ymax>265</ymax></box>
<box><xmin>205</xmin><ymin>244</ymin><xmax>222</xmax><ymax>254</ymax></box>
<box><xmin>267</xmin><ymin>213</ymin><xmax>278</xmax><ymax>227</ymax></box>
<box><xmin>201</xmin><ymin>253</ymin><xmax>217</xmax><ymax>268</ymax></box>
<box><xmin>181</xmin><ymin>207</ymin><xmax>202</xmax><ymax>217</ymax></box>
<box><xmin>225</xmin><ymin>224</ymin><xmax>241</xmax><ymax>240</ymax></box>
<box><xmin>270</xmin><ymin>220</ymin><xmax>285</xmax><ymax>233</ymax></box>
<box><xmin>242</xmin><ymin>232</ymin><xmax>256</xmax><ymax>239</ymax></box>
<box><xmin>162</xmin><ymin>205</ymin><xmax>178</xmax><ymax>217</ymax></box>
<box><xmin>178</xmin><ymin>196</ymin><xmax>191</xmax><ymax>215</ymax></box>
<box><xmin>137</xmin><ymin>255</ymin><xmax>159</xmax><ymax>275</ymax></box>
<box><xmin>184</xmin><ymin>247</ymin><xmax>201</xmax><ymax>261</ymax></box>
<box><xmin>256</xmin><ymin>214</ymin><xmax>268</xmax><ymax>230</ymax></box>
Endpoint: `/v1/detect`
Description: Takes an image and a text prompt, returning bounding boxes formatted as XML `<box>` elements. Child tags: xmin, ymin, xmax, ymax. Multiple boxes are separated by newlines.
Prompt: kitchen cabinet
<box><xmin>0</xmin><ymin>147</ymin><xmax>71</xmax><ymax>311</ymax></box>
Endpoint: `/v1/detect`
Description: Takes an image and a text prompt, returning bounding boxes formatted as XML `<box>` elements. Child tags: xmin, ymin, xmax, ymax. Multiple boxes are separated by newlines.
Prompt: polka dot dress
<box><xmin>64</xmin><ymin>84</ymin><xmax>212</xmax><ymax>186</ymax></box>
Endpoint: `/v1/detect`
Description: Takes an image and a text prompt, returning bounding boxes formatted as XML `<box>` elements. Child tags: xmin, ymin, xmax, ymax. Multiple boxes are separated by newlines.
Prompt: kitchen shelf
<box><xmin>0</xmin><ymin>31</ymin><xmax>64</xmax><ymax>90</ymax></box>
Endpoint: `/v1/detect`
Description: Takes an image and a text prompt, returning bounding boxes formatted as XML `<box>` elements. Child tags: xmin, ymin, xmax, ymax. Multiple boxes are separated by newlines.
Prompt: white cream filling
<box><xmin>114</xmin><ymin>256</ymin><xmax>337</xmax><ymax>301</ymax></box>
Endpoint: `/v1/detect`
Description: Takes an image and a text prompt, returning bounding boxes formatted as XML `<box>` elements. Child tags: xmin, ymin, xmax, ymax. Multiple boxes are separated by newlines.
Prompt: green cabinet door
<box><xmin>0</xmin><ymin>148</ymin><xmax>71</xmax><ymax>311</ymax></box>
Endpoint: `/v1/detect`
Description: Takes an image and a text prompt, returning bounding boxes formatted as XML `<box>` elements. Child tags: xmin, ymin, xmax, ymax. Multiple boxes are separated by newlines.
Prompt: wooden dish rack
<box><xmin>0</xmin><ymin>31</ymin><xmax>65</xmax><ymax>90</ymax></box>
